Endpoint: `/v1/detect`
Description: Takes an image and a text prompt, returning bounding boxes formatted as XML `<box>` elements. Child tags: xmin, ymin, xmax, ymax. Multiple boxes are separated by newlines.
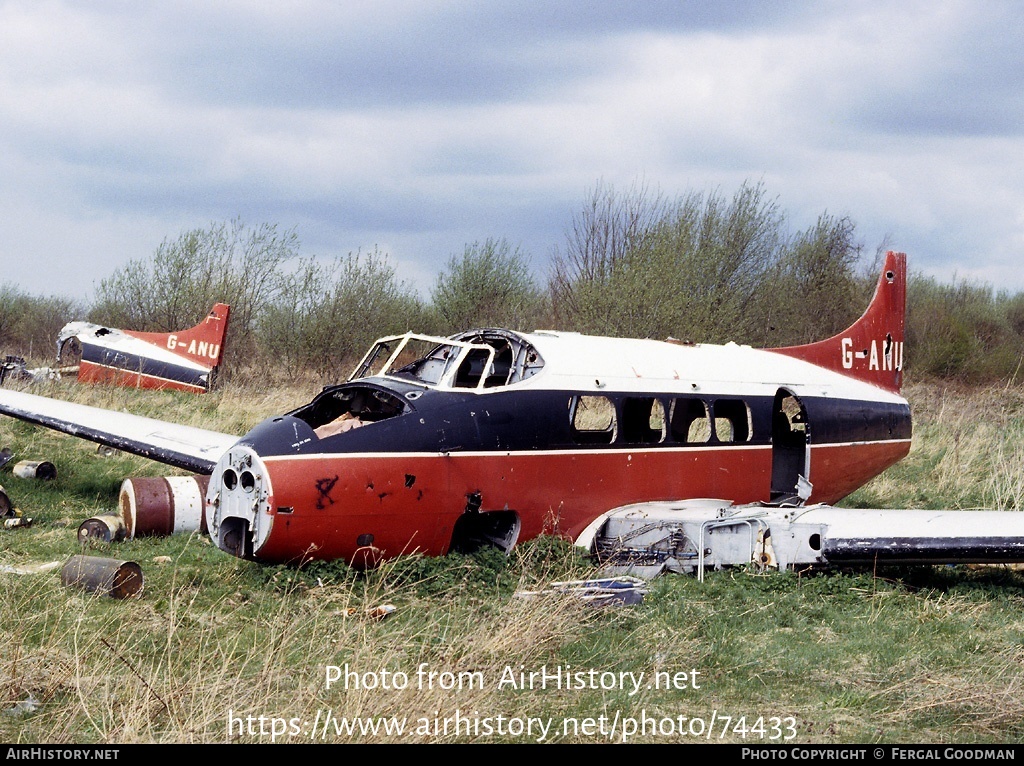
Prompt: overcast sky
<box><xmin>1</xmin><ymin>0</ymin><xmax>1022</xmax><ymax>304</ymax></box>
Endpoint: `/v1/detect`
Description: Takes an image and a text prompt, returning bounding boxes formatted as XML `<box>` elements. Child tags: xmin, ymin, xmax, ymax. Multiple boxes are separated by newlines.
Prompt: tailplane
<box><xmin>770</xmin><ymin>251</ymin><xmax>906</xmax><ymax>393</ymax></box>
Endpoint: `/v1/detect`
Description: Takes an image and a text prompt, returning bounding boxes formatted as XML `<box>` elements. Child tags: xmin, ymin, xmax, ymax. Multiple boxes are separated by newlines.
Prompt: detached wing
<box><xmin>0</xmin><ymin>389</ymin><xmax>238</xmax><ymax>473</ymax></box>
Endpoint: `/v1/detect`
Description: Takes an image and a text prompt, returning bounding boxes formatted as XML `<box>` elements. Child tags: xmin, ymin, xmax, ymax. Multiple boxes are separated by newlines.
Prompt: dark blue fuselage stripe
<box><xmin>81</xmin><ymin>343</ymin><xmax>210</xmax><ymax>389</ymax></box>
<box><xmin>243</xmin><ymin>384</ymin><xmax>912</xmax><ymax>457</ymax></box>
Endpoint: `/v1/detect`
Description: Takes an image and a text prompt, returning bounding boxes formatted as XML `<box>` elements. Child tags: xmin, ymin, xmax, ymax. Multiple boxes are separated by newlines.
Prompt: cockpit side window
<box><xmin>450</xmin><ymin>330</ymin><xmax>545</xmax><ymax>387</ymax></box>
<box><xmin>392</xmin><ymin>344</ymin><xmax>457</xmax><ymax>385</ymax></box>
<box><xmin>453</xmin><ymin>347</ymin><xmax>494</xmax><ymax>388</ymax></box>
<box><xmin>295</xmin><ymin>386</ymin><xmax>408</xmax><ymax>439</ymax></box>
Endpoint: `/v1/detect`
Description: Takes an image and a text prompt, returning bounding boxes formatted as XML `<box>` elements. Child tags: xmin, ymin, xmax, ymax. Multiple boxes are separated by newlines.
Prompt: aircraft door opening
<box><xmin>770</xmin><ymin>390</ymin><xmax>809</xmax><ymax>504</ymax></box>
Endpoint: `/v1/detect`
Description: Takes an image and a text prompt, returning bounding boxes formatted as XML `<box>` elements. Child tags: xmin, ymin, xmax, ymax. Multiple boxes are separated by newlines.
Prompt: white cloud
<box><xmin>0</xmin><ymin>0</ymin><xmax>1021</xmax><ymax>302</ymax></box>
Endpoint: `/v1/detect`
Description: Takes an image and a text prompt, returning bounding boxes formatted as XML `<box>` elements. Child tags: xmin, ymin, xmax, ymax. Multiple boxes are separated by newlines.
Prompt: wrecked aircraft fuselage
<box><xmin>204</xmin><ymin>321</ymin><xmax>911</xmax><ymax>566</ymax></box>
<box><xmin>55</xmin><ymin>304</ymin><xmax>230</xmax><ymax>393</ymax></box>
<box><xmin>1</xmin><ymin>253</ymin><xmax>939</xmax><ymax>570</ymax></box>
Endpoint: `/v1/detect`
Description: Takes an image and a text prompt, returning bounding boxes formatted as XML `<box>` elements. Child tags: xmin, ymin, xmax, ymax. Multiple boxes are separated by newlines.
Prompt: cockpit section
<box><xmin>348</xmin><ymin>329</ymin><xmax>545</xmax><ymax>391</ymax></box>
<box><xmin>286</xmin><ymin>331</ymin><xmax>544</xmax><ymax>442</ymax></box>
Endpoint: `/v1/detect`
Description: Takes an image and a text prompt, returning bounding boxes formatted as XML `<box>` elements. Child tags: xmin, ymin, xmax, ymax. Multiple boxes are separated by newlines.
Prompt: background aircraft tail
<box><xmin>66</xmin><ymin>303</ymin><xmax>231</xmax><ymax>394</ymax></box>
<box><xmin>125</xmin><ymin>303</ymin><xmax>231</xmax><ymax>371</ymax></box>
<box><xmin>769</xmin><ymin>251</ymin><xmax>906</xmax><ymax>393</ymax></box>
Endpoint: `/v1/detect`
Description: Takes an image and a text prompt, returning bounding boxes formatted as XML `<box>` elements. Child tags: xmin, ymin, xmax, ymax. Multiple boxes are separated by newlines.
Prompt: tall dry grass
<box><xmin>4</xmin><ymin>376</ymin><xmax>1024</xmax><ymax>743</ymax></box>
<box><xmin>851</xmin><ymin>380</ymin><xmax>1024</xmax><ymax>512</ymax></box>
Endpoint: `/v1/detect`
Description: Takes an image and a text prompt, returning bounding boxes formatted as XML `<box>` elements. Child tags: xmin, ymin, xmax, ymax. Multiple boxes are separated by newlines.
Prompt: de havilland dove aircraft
<box><xmin>3</xmin><ymin>251</ymin><xmax>1024</xmax><ymax>573</ymax></box>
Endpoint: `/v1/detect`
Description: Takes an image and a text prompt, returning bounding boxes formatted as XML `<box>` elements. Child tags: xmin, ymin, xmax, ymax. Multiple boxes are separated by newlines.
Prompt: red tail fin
<box><xmin>770</xmin><ymin>251</ymin><xmax>906</xmax><ymax>393</ymax></box>
<box><xmin>126</xmin><ymin>303</ymin><xmax>231</xmax><ymax>370</ymax></box>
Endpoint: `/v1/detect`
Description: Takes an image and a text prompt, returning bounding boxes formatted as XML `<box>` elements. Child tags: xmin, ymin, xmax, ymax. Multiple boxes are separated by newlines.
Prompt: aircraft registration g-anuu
<box><xmin>7</xmin><ymin>249</ymin><xmax>1020</xmax><ymax>574</ymax></box>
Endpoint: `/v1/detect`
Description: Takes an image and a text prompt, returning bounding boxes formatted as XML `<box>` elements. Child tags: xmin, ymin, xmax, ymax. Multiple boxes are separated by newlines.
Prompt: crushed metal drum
<box><xmin>60</xmin><ymin>555</ymin><xmax>144</xmax><ymax>599</ymax></box>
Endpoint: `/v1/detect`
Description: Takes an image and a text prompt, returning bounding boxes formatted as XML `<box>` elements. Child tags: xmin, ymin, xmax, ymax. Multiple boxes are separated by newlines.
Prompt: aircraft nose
<box><xmin>206</xmin><ymin>445</ymin><xmax>274</xmax><ymax>558</ymax></box>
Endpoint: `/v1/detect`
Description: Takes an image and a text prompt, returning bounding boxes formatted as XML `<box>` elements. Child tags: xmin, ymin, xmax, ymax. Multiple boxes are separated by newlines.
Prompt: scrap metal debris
<box><xmin>3</xmin><ymin>696</ymin><xmax>41</xmax><ymax>717</ymax></box>
<box><xmin>514</xmin><ymin>577</ymin><xmax>649</xmax><ymax>607</ymax></box>
<box><xmin>13</xmin><ymin>459</ymin><xmax>56</xmax><ymax>480</ymax></box>
<box><xmin>60</xmin><ymin>554</ymin><xmax>144</xmax><ymax>599</ymax></box>
<box><xmin>345</xmin><ymin>604</ymin><xmax>398</xmax><ymax>621</ymax></box>
<box><xmin>578</xmin><ymin>500</ymin><xmax>1024</xmax><ymax>580</ymax></box>
<box><xmin>0</xmin><ymin>560</ymin><xmax>61</xmax><ymax>575</ymax></box>
<box><xmin>0</xmin><ymin>355</ymin><xmax>66</xmax><ymax>385</ymax></box>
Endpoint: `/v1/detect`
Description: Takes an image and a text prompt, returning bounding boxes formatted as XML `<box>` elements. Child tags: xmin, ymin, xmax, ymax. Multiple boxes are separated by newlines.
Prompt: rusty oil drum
<box><xmin>77</xmin><ymin>514</ymin><xmax>128</xmax><ymax>544</ymax></box>
<box><xmin>60</xmin><ymin>555</ymin><xmax>144</xmax><ymax>599</ymax></box>
<box><xmin>118</xmin><ymin>475</ymin><xmax>210</xmax><ymax>538</ymax></box>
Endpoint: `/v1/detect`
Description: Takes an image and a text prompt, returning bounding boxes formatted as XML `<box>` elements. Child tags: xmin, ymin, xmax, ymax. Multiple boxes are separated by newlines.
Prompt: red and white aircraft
<box><xmin>1</xmin><ymin>304</ymin><xmax>230</xmax><ymax>395</ymax></box>
<box><xmin>3</xmin><ymin>251</ymin><xmax>1020</xmax><ymax>571</ymax></box>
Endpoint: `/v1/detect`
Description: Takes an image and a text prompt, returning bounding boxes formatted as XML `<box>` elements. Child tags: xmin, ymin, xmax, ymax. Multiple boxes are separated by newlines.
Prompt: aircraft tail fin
<box><xmin>125</xmin><ymin>303</ymin><xmax>231</xmax><ymax>371</ymax></box>
<box><xmin>769</xmin><ymin>251</ymin><xmax>906</xmax><ymax>393</ymax></box>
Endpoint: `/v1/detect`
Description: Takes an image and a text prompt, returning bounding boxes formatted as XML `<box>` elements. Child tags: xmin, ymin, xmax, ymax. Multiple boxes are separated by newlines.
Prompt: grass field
<box><xmin>1</xmin><ymin>378</ymin><xmax>1023</xmax><ymax>744</ymax></box>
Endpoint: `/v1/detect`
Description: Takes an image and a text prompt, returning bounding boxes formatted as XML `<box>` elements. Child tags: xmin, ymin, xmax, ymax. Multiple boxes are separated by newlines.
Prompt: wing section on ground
<box><xmin>0</xmin><ymin>389</ymin><xmax>238</xmax><ymax>473</ymax></box>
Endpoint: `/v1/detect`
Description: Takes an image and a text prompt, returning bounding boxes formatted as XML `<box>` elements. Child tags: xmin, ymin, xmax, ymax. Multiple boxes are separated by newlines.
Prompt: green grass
<box><xmin>2</xmin><ymin>379</ymin><xmax>1024</xmax><ymax>743</ymax></box>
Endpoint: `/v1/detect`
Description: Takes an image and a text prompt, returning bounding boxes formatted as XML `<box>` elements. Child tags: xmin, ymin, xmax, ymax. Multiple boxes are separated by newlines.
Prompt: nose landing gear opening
<box><xmin>219</xmin><ymin>517</ymin><xmax>254</xmax><ymax>559</ymax></box>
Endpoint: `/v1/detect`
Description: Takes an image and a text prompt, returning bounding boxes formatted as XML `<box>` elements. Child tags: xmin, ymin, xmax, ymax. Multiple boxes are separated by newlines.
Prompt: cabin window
<box><xmin>670</xmin><ymin>398</ymin><xmax>711</xmax><ymax>443</ymax></box>
<box><xmin>620</xmin><ymin>397</ymin><xmax>665</xmax><ymax>444</ymax></box>
<box><xmin>713</xmin><ymin>399</ymin><xmax>752</xmax><ymax>443</ymax></box>
<box><xmin>570</xmin><ymin>395</ymin><xmax>616</xmax><ymax>445</ymax></box>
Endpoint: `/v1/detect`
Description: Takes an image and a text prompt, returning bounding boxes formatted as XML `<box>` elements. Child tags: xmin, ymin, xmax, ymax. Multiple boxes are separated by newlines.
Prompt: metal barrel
<box><xmin>13</xmin><ymin>460</ymin><xmax>57</xmax><ymax>480</ymax></box>
<box><xmin>118</xmin><ymin>475</ymin><xmax>210</xmax><ymax>538</ymax></box>
<box><xmin>77</xmin><ymin>514</ymin><xmax>127</xmax><ymax>544</ymax></box>
<box><xmin>60</xmin><ymin>555</ymin><xmax>144</xmax><ymax>599</ymax></box>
